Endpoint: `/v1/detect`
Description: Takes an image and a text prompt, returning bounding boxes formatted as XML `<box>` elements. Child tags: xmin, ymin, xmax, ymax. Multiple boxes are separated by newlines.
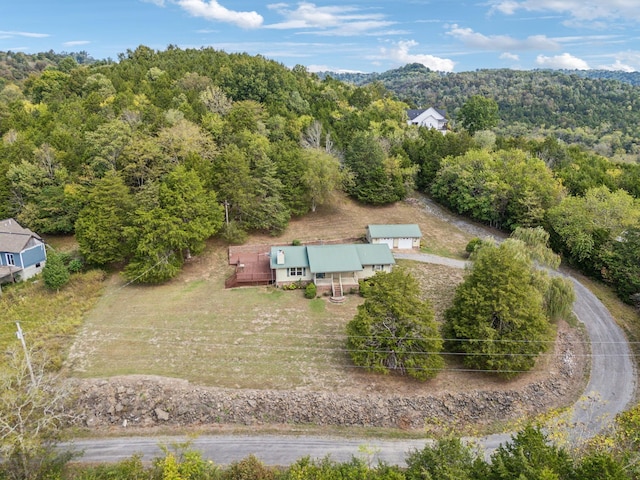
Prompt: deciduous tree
<box><xmin>457</xmin><ymin>95</ymin><xmax>499</xmax><ymax>135</ymax></box>
<box><xmin>0</xmin><ymin>350</ymin><xmax>77</xmax><ymax>480</ymax></box>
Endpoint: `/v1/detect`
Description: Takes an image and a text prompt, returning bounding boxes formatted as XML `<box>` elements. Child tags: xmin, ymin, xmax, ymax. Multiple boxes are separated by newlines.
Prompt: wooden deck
<box><xmin>226</xmin><ymin>246</ymin><xmax>273</xmax><ymax>288</ymax></box>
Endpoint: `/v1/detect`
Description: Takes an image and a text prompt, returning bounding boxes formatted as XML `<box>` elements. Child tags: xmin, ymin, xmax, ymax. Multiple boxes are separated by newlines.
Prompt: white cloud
<box><xmin>266</xmin><ymin>2</ymin><xmax>395</xmax><ymax>35</ymax></box>
<box><xmin>176</xmin><ymin>0</ymin><xmax>263</xmax><ymax>29</ymax></box>
<box><xmin>447</xmin><ymin>24</ymin><xmax>558</xmax><ymax>50</ymax></box>
<box><xmin>500</xmin><ymin>52</ymin><xmax>520</xmax><ymax>61</ymax></box>
<box><xmin>307</xmin><ymin>64</ymin><xmax>365</xmax><ymax>73</ymax></box>
<box><xmin>599</xmin><ymin>60</ymin><xmax>636</xmax><ymax>72</ymax></box>
<box><xmin>380</xmin><ymin>40</ymin><xmax>455</xmax><ymax>72</ymax></box>
<box><xmin>489</xmin><ymin>1</ymin><xmax>640</xmax><ymax>22</ymax></box>
<box><xmin>63</xmin><ymin>40</ymin><xmax>90</xmax><ymax>47</ymax></box>
<box><xmin>536</xmin><ymin>52</ymin><xmax>589</xmax><ymax>69</ymax></box>
<box><xmin>0</xmin><ymin>30</ymin><xmax>49</xmax><ymax>38</ymax></box>
<box><xmin>141</xmin><ymin>0</ymin><xmax>165</xmax><ymax>6</ymax></box>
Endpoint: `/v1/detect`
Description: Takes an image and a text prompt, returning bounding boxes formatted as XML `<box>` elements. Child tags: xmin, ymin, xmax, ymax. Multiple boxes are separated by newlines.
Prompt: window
<box><xmin>288</xmin><ymin>267</ymin><xmax>306</xmax><ymax>277</ymax></box>
<box><xmin>6</xmin><ymin>254</ymin><xmax>14</xmax><ymax>266</ymax></box>
<box><xmin>373</xmin><ymin>265</ymin><xmax>384</xmax><ymax>271</ymax></box>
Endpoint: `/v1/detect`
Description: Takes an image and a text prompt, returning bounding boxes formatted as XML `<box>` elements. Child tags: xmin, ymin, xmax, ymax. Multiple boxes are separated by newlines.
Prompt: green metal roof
<box><xmin>355</xmin><ymin>244</ymin><xmax>396</xmax><ymax>266</ymax></box>
<box><xmin>269</xmin><ymin>246</ymin><xmax>309</xmax><ymax>269</ymax></box>
<box><xmin>270</xmin><ymin>243</ymin><xmax>396</xmax><ymax>273</ymax></box>
<box><xmin>367</xmin><ymin>224</ymin><xmax>422</xmax><ymax>239</ymax></box>
<box><xmin>306</xmin><ymin>245</ymin><xmax>363</xmax><ymax>273</ymax></box>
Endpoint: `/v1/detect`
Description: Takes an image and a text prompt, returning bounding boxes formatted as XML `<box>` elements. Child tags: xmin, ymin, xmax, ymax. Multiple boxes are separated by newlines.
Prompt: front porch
<box><xmin>314</xmin><ymin>272</ymin><xmax>359</xmax><ymax>299</ymax></box>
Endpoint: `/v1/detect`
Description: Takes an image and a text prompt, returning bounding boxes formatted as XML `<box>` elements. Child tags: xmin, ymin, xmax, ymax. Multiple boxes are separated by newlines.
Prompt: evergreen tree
<box><xmin>443</xmin><ymin>240</ymin><xmax>552</xmax><ymax>377</ymax></box>
<box><xmin>42</xmin><ymin>251</ymin><xmax>70</xmax><ymax>291</ymax></box>
<box><xmin>124</xmin><ymin>166</ymin><xmax>223</xmax><ymax>283</ymax></box>
<box><xmin>346</xmin><ymin>268</ymin><xmax>444</xmax><ymax>381</ymax></box>
<box><xmin>75</xmin><ymin>171</ymin><xmax>134</xmax><ymax>265</ymax></box>
<box><xmin>489</xmin><ymin>425</ymin><xmax>576</xmax><ymax>480</ymax></box>
<box><xmin>343</xmin><ymin>132</ymin><xmax>406</xmax><ymax>205</ymax></box>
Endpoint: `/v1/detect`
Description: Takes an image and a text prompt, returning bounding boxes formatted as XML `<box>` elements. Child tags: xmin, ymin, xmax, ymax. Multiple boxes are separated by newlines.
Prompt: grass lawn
<box><xmin>67</xmin><ymin>275</ymin><xmax>364</xmax><ymax>389</ymax></box>
<box><xmin>65</xmin><ymin>195</ymin><xmax>477</xmax><ymax>391</ymax></box>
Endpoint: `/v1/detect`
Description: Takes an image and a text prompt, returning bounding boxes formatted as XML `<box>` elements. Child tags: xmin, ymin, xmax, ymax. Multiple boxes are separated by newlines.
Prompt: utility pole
<box><xmin>15</xmin><ymin>322</ymin><xmax>36</xmax><ymax>387</ymax></box>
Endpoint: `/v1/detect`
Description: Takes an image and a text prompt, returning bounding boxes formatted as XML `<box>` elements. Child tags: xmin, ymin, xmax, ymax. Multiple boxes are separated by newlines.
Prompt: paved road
<box><xmin>65</xmin><ymin>253</ymin><xmax>635</xmax><ymax>466</ymax></box>
<box><xmin>64</xmin><ymin>199</ymin><xmax>636</xmax><ymax>466</ymax></box>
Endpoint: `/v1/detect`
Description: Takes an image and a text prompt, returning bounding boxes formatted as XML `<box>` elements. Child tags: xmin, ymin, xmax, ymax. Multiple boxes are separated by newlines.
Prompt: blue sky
<box><xmin>2</xmin><ymin>1</ymin><xmax>640</xmax><ymax>73</ymax></box>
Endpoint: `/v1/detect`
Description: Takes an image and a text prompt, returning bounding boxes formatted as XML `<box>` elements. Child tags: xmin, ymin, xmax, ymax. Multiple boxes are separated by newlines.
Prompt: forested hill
<box><xmin>0</xmin><ymin>50</ymin><xmax>96</xmax><ymax>82</ymax></box>
<box><xmin>323</xmin><ymin>64</ymin><xmax>640</xmax><ymax>154</ymax></box>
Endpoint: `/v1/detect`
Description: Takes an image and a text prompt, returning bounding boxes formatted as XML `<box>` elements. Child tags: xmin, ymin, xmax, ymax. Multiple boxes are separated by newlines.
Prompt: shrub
<box><xmin>304</xmin><ymin>282</ymin><xmax>317</xmax><ymax>299</ymax></box>
<box><xmin>67</xmin><ymin>258</ymin><xmax>84</xmax><ymax>273</ymax></box>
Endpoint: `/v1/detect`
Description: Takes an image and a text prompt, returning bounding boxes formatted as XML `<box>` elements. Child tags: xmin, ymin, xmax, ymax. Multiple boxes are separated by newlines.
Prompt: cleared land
<box><xmin>65</xmin><ymin>194</ymin><xmax>583</xmax><ymax>397</ymax></box>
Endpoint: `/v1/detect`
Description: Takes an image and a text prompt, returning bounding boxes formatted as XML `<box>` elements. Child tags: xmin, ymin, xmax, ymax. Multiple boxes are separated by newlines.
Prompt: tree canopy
<box><xmin>346</xmin><ymin>268</ymin><xmax>444</xmax><ymax>381</ymax></box>
<box><xmin>443</xmin><ymin>239</ymin><xmax>553</xmax><ymax>377</ymax></box>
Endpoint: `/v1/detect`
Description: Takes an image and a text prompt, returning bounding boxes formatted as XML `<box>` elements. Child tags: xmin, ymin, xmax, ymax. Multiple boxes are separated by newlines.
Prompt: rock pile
<box><xmin>69</xmin><ymin>330</ymin><xmax>583</xmax><ymax>432</ymax></box>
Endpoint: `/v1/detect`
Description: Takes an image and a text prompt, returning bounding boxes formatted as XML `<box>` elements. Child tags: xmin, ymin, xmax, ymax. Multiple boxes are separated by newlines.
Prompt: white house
<box><xmin>406</xmin><ymin>107</ymin><xmax>448</xmax><ymax>134</ymax></box>
<box><xmin>366</xmin><ymin>224</ymin><xmax>422</xmax><ymax>250</ymax></box>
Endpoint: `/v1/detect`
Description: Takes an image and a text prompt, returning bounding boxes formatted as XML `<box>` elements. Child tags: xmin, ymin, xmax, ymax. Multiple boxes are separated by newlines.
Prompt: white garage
<box><xmin>398</xmin><ymin>237</ymin><xmax>413</xmax><ymax>249</ymax></box>
<box><xmin>366</xmin><ymin>224</ymin><xmax>422</xmax><ymax>250</ymax></box>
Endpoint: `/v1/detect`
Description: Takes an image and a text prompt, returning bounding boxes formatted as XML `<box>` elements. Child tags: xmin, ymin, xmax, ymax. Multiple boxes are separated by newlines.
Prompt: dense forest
<box><xmin>326</xmin><ymin>63</ymin><xmax>640</xmax><ymax>158</ymax></box>
<box><xmin>0</xmin><ymin>47</ymin><xmax>638</xmax><ymax>308</ymax></box>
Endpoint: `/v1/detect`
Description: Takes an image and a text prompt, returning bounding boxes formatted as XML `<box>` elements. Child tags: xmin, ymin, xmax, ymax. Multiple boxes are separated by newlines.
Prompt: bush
<box><xmin>220</xmin><ymin>221</ymin><xmax>248</xmax><ymax>245</ymax></box>
<box><xmin>223</xmin><ymin>454</ymin><xmax>275</xmax><ymax>480</ymax></box>
<box><xmin>465</xmin><ymin>237</ymin><xmax>484</xmax><ymax>255</ymax></box>
<box><xmin>67</xmin><ymin>258</ymin><xmax>84</xmax><ymax>273</ymax></box>
<box><xmin>304</xmin><ymin>282</ymin><xmax>317</xmax><ymax>299</ymax></box>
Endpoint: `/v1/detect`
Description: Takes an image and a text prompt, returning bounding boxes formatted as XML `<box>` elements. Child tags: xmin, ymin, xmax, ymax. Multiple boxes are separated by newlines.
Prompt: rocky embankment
<box><xmin>70</xmin><ymin>332</ymin><xmax>583</xmax><ymax>432</ymax></box>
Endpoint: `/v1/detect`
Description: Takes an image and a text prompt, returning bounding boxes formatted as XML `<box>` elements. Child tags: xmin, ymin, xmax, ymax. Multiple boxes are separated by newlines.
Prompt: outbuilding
<box><xmin>366</xmin><ymin>224</ymin><xmax>422</xmax><ymax>250</ymax></box>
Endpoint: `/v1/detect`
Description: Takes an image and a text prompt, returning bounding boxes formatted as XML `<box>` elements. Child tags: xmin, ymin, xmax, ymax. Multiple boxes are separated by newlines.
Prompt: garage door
<box><xmin>398</xmin><ymin>237</ymin><xmax>413</xmax><ymax>249</ymax></box>
<box><xmin>379</xmin><ymin>238</ymin><xmax>394</xmax><ymax>248</ymax></box>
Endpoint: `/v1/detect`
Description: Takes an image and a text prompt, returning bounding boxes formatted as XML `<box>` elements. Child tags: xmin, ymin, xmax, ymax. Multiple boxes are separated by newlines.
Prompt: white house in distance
<box><xmin>366</xmin><ymin>224</ymin><xmax>422</xmax><ymax>250</ymax></box>
<box><xmin>269</xmin><ymin>243</ymin><xmax>395</xmax><ymax>298</ymax></box>
<box><xmin>406</xmin><ymin>107</ymin><xmax>448</xmax><ymax>134</ymax></box>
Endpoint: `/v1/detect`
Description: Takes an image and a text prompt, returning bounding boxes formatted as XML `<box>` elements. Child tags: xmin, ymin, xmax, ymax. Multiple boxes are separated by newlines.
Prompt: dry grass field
<box><xmin>65</xmin><ymin>193</ymin><xmax>580</xmax><ymax>396</ymax></box>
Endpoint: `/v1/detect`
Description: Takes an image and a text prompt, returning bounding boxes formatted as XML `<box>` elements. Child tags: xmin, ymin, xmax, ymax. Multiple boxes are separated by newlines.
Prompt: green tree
<box><xmin>75</xmin><ymin>171</ymin><xmax>134</xmax><ymax>265</ymax></box>
<box><xmin>405</xmin><ymin>437</ymin><xmax>488</xmax><ymax>480</ymax></box>
<box><xmin>489</xmin><ymin>425</ymin><xmax>576</xmax><ymax>480</ymax></box>
<box><xmin>343</xmin><ymin>132</ymin><xmax>406</xmax><ymax>205</ymax></box>
<box><xmin>301</xmin><ymin>148</ymin><xmax>344</xmax><ymax>212</ymax></box>
<box><xmin>600</xmin><ymin>226</ymin><xmax>640</xmax><ymax>305</ymax></box>
<box><xmin>124</xmin><ymin>166</ymin><xmax>223</xmax><ymax>283</ymax></box>
<box><xmin>346</xmin><ymin>268</ymin><xmax>444</xmax><ymax>381</ymax></box>
<box><xmin>42</xmin><ymin>251</ymin><xmax>70</xmax><ymax>291</ymax></box>
<box><xmin>443</xmin><ymin>240</ymin><xmax>553</xmax><ymax>377</ymax></box>
<box><xmin>547</xmin><ymin>186</ymin><xmax>640</xmax><ymax>270</ymax></box>
<box><xmin>431</xmin><ymin>149</ymin><xmax>563</xmax><ymax>230</ymax></box>
<box><xmin>457</xmin><ymin>95</ymin><xmax>499</xmax><ymax>135</ymax></box>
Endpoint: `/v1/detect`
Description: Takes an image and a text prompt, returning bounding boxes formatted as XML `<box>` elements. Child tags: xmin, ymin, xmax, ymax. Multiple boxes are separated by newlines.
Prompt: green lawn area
<box><xmin>67</xmin><ymin>272</ymin><xmax>365</xmax><ymax>389</ymax></box>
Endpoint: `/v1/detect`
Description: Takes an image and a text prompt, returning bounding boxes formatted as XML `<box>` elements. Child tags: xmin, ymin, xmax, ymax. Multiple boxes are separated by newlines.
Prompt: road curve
<box><xmin>64</xmin><ymin>251</ymin><xmax>635</xmax><ymax>467</ymax></box>
<box><xmin>64</xmin><ymin>197</ymin><xmax>636</xmax><ymax>466</ymax></box>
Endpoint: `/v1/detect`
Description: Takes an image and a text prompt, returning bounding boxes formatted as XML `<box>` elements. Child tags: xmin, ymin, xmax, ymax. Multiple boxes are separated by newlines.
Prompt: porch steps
<box><xmin>330</xmin><ymin>279</ymin><xmax>345</xmax><ymax>303</ymax></box>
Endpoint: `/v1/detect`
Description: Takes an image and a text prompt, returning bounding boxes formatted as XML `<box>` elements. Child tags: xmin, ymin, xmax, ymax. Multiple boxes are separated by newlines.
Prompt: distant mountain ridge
<box><xmin>318</xmin><ymin>63</ymin><xmax>640</xmax><ymax>154</ymax></box>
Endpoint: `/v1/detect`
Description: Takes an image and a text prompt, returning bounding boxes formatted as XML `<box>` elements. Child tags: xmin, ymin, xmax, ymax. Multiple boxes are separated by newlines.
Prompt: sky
<box><xmin>2</xmin><ymin>1</ymin><xmax>640</xmax><ymax>73</ymax></box>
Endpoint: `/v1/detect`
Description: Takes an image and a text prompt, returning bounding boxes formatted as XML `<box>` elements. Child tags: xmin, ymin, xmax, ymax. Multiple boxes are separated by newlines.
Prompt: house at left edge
<box><xmin>0</xmin><ymin>218</ymin><xmax>47</xmax><ymax>284</ymax></box>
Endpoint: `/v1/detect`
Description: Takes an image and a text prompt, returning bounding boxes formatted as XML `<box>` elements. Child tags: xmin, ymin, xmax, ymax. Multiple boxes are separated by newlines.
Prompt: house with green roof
<box><xmin>366</xmin><ymin>224</ymin><xmax>422</xmax><ymax>250</ymax></box>
<box><xmin>270</xmin><ymin>243</ymin><xmax>395</xmax><ymax>298</ymax></box>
